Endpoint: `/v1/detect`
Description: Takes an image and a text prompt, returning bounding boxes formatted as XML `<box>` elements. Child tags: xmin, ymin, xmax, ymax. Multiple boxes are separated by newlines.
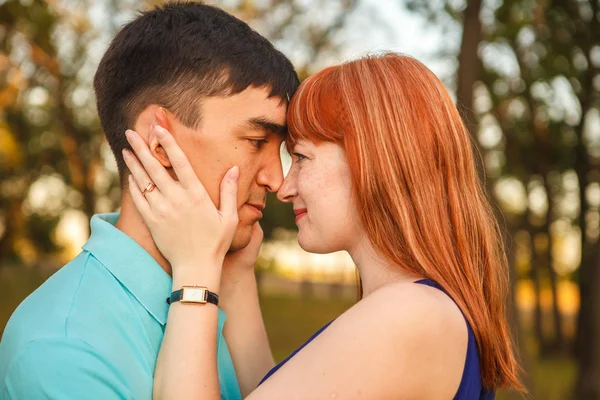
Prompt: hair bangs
<box><xmin>286</xmin><ymin>66</ymin><xmax>346</xmax><ymax>153</ymax></box>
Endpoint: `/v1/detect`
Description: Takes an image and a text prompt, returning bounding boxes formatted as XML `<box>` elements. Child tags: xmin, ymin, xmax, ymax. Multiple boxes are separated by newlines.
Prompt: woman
<box><xmin>123</xmin><ymin>53</ymin><xmax>524</xmax><ymax>399</ymax></box>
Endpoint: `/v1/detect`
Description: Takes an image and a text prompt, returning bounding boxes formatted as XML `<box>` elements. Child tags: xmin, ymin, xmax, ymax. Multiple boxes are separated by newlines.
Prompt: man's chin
<box><xmin>229</xmin><ymin>224</ymin><xmax>254</xmax><ymax>251</ymax></box>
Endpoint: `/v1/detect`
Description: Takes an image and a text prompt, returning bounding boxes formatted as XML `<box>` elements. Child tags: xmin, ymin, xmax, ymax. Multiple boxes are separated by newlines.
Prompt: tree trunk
<box><xmin>506</xmin><ymin>223</ymin><xmax>533</xmax><ymax>398</ymax></box>
<box><xmin>545</xmin><ymin>234</ymin><xmax>564</xmax><ymax>351</ymax></box>
<box><xmin>574</xmin><ymin>1</ymin><xmax>599</xmax><ymax>387</ymax></box>
<box><xmin>455</xmin><ymin>0</ymin><xmax>484</xmax><ymax>177</ymax></box>
<box><xmin>575</xmin><ymin>159</ymin><xmax>600</xmax><ymax>398</ymax></box>
<box><xmin>576</xmin><ymin>243</ymin><xmax>600</xmax><ymax>399</ymax></box>
<box><xmin>456</xmin><ymin>0</ymin><xmax>482</xmax><ymax>139</ymax></box>
<box><xmin>574</xmin><ymin>0</ymin><xmax>600</xmax><ymax>394</ymax></box>
<box><xmin>530</xmin><ymin>229</ymin><xmax>546</xmax><ymax>351</ymax></box>
<box><xmin>542</xmin><ymin>175</ymin><xmax>565</xmax><ymax>352</ymax></box>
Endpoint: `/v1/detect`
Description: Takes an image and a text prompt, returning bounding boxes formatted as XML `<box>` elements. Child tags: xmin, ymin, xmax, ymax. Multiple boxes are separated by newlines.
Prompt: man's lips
<box><xmin>247</xmin><ymin>202</ymin><xmax>265</xmax><ymax>211</ymax></box>
<box><xmin>246</xmin><ymin>202</ymin><xmax>265</xmax><ymax>219</ymax></box>
<box><xmin>294</xmin><ymin>208</ymin><xmax>307</xmax><ymax>222</ymax></box>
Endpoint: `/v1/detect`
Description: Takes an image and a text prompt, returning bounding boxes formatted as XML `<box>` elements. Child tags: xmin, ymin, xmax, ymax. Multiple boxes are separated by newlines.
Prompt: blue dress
<box><xmin>260</xmin><ymin>279</ymin><xmax>495</xmax><ymax>399</ymax></box>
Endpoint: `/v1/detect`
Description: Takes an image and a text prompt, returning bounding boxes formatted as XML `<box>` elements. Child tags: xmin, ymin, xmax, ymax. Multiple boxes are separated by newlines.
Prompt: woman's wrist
<box><xmin>220</xmin><ymin>267</ymin><xmax>256</xmax><ymax>290</ymax></box>
<box><xmin>171</xmin><ymin>260</ymin><xmax>223</xmax><ymax>293</ymax></box>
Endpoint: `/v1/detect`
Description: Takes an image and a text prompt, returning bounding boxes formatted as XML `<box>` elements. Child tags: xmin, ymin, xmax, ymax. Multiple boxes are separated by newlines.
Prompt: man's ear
<box><xmin>148</xmin><ymin>107</ymin><xmax>172</xmax><ymax>168</ymax></box>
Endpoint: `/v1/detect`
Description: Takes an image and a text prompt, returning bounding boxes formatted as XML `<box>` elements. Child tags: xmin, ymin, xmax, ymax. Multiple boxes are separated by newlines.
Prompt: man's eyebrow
<box><xmin>242</xmin><ymin>117</ymin><xmax>287</xmax><ymax>136</ymax></box>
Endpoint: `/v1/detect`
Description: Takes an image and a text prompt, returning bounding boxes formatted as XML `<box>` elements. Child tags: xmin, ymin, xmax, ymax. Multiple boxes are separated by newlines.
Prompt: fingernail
<box><xmin>125</xmin><ymin>130</ymin><xmax>135</xmax><ymax>142</ymax></box>
<box><xmin>122</xmin><ymin>148</ymin><xmax>130</xmax><ymax>158</ymax></box>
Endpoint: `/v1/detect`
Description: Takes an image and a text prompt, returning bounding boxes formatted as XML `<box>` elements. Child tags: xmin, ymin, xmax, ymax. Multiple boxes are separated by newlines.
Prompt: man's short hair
<box><xmin>93</xmin><ymin>1</ymin><xmax>299</xmax><ymax>180</ymax></box>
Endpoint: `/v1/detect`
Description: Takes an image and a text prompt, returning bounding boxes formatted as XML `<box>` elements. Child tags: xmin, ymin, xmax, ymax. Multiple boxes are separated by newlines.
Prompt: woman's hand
<box><xmin>122</xmin><ymin>122</ymin><xmax>240</xmax><ymax>283</ymax></box>
<box><xmin>222</xmin><ymin>222</ymin><xmax>264</xmax><ymax>279</ymax></box>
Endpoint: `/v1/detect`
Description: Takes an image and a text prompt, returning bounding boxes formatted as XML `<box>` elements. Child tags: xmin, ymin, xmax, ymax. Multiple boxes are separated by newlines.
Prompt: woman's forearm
<box><xmin>153</xmin><ymin>269</ymin><xmax>222</xmax><ymax>400</ymax></box>
<box><xmin>220</xmin><ymin>270</ymin><xmax>274</xmax><ymax>396</ymax></box>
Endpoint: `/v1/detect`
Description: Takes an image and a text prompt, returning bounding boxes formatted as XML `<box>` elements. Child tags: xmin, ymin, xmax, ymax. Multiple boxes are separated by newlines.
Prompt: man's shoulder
<box><xmin>0</xmin><ymin>251</ymin><xmax>138</xmax><ymax>373</ymax></box>
<box><xmin>3</xmin><ymin>252</ymin><xmax>109</xmax><ymax>337</ymax></box>
<box><xmin>0</xmin><ymin>252</ymin><xmax>154</xmax><ymax>399</ymax></box>
<box><xmin>2</xmin><ymin>252</ymin><xmax>90</xmax><ymax>339</ymax></box>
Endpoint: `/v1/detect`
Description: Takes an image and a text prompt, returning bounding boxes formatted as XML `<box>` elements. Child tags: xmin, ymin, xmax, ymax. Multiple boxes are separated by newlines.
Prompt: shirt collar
<box><xmin>82</xmin><ymin>213</ymin><xmax>172</xmax><ymax>326</ymax></box>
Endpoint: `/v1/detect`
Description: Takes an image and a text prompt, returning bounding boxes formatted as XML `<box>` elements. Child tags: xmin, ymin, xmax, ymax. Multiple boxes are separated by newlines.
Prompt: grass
<box><xmin>1</xmin><ymin>266</ymin><xmax>577</xmax><ymax>398</ymax></box>
<box><xmin>260</xmin><ymin>292</ymin><xmax>355</xmax><ymax>362</ymax></box>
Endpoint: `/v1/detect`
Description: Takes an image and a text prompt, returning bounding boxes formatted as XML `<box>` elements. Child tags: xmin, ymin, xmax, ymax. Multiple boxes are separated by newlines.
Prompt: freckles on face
<box><xmin>294</xmin><ymin>141</ymin><xmax>358</xmax><ymax>253</ymax></box>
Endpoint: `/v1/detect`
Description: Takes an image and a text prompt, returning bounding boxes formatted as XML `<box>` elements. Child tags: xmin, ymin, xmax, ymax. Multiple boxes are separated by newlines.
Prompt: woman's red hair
<box><xmin>286</xmin><ymin>53</ymin><xmax>523</xmax><ymax>391</ymax></box>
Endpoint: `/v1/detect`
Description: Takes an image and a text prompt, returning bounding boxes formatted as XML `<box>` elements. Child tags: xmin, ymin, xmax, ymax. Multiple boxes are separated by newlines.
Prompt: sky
<box><xmin>87</xmin><ymin>0</ymin><xmax>453</xmax><ymax>78</ymax></box>
<box><xmin>341</xmin><ymin>0</ymin><xmax>455</xmax><ymax>78</ymax></box>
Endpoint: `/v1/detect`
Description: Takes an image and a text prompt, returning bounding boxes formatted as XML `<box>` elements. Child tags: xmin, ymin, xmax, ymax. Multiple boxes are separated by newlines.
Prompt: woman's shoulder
<box><xmin>352</xmin><ymin>279</ymin><xmax>467</xmax><ymax>333</ymax></box>
<box><xmin>323</xmin><ymin>280</ymin><xmax>470</xmax><ymax>397</ymax></box>
<box><xmin>252</xmin><ymin>280</ymin><xmax>471</xmax><ymax>399</ymax></box>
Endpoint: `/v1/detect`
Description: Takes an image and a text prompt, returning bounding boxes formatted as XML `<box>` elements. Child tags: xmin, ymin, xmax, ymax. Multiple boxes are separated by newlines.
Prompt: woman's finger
<box><xmin>127</xmin><ymin>175</ymin><xmax>153</xmax><ymax>222</ymax></box>
<box><xmin>125</xmin><ymin>128</ymin><xmax>177</xmax><ymax>193</ymax></box>
<box><xmin>219</xmin><ymin>166</ymin><xmax>239</xmax><ymax>220</ymax></box>
<box><xmin>122</xmin><ymin>148</ymin><xmax>164</xmax><ymax>207</ymax></box>
<box><xmin>154</xmin><ymin>125</ymin><xmax>202</xmax><ymax>190</ymax></box>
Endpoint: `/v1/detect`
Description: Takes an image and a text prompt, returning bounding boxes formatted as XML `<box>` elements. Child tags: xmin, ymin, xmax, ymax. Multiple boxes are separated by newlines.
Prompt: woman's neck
<box><xmin>348</xmin><ymin>237</ymin><xmax>422</xmax><ymax>297</ymax></box>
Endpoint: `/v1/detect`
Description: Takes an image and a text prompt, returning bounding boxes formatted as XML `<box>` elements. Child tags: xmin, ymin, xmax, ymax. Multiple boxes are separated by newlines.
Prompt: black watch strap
<box><xmin>166</xmin><ymin>288</ymin><xmax>219</xmax><ymax>306</ymax></box>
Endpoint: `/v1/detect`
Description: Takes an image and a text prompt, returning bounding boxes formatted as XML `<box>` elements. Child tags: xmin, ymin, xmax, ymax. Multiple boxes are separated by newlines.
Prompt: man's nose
<box><xmin>257</xmin><ymin>152</ymin><xmax>284</xmax><ymax>193</ymax></box>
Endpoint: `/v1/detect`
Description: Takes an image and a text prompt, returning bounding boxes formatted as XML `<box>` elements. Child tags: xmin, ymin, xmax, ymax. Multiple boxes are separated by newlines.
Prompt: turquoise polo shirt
<box><xmin>0</xmin><ymin>213</ymin><xmax>241</xmax><ymax>400</ymax></box>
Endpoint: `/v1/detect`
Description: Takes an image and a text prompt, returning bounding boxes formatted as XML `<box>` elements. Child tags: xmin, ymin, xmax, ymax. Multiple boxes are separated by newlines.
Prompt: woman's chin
<box><xmin>298</xmin><ymin>234</ymin><xmax>332</xmax><ymax>254</ymax></box>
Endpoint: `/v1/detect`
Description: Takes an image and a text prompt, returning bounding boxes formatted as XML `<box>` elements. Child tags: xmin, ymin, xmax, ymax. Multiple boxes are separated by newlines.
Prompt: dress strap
<box><xmin>259</xmin><ymin>320</ymin><xmax>334</xmax><ymax>385</ymax></box>
<box><xmin>413</xmin><ymin>278</ymin><xmax>445</xmax><ymax>292</ymax></box>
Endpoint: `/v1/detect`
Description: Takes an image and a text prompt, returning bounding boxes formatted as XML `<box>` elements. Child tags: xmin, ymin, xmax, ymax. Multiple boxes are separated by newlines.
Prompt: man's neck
<box><xmin>115</xmin><ymin>197</ymin><xmax>173</xmax><ymax>277</ymax></box>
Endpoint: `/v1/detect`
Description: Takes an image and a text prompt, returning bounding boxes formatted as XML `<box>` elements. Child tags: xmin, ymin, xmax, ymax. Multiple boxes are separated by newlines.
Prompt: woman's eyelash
<box><xmin>292</xmin><ymin>152</ymin><xmax>306</xmax><ymax>160</ymax></box>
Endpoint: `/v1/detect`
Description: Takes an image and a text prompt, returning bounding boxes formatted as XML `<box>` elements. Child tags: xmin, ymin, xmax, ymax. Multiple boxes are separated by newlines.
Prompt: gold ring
<box><xmin>142</xmin><ymin>182</ymin><xmax>156</xmax><ymax>196</ymax></box>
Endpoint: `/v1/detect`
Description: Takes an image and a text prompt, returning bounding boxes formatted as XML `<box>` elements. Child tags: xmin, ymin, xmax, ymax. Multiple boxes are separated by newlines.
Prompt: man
<box><xmin>0</xmin><ymin>2</ymin><xmax>298</xmax><ymax>399</ymax></box>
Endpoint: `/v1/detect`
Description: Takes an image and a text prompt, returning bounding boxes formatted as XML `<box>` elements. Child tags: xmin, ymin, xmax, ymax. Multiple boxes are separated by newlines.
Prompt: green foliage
<box><xmin>261</xmin><ymin>192</ymin><xmax>297</xmax><ymax>240</ymax></box>
<box><xmin>0</xmin><ymin>0</ymin><xmax>114</xmax><ymax>263</ymax></box>
<box><xmin>24</xmin><ymin>213</ymin><xmax>61</xmax><ymax>253</ymax></box>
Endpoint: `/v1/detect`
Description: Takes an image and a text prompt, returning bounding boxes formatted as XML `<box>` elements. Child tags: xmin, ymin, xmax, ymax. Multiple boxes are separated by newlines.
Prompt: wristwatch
<box><xmin>166</xmin><ymin>286</ymin><xmax>219</xmax><ymax>306</ymax></box>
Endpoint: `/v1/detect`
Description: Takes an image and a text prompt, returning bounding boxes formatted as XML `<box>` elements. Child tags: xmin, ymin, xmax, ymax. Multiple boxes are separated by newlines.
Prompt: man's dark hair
<box><xmin>93</xmin><ymin>1</ymin><xmax>299</xmax><ymax>180</ymax></box>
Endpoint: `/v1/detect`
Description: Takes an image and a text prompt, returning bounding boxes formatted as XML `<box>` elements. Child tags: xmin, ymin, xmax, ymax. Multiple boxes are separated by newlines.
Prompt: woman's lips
<box><xmin>294</xmin><ymin>208</ymin><xmax>307</xmax><ymax>222</ymax></box>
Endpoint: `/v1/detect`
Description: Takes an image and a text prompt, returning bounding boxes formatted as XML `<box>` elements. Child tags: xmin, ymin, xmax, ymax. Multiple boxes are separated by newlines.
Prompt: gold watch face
<box><xmin>180</xmin><ymin>286</ymin><xmax>208</xmax><ymax>303</ymax></box>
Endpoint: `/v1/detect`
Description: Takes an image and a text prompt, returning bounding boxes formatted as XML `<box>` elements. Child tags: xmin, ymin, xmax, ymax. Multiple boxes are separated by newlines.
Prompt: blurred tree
<box><xmin>0</xmin><ymin>0</ymin><xmax>367</xmax><ymax>265</ymax></box>
<box><xmin>406</xmin><ymin>0</ymin><xmax>599</xmax><ymax>397</ymax></box>
<box><xmin>0</xmin><ymin>0</ymin><xmax>122</xmax><ymax>265</ymax></box>
<box><xmin>484</xmin><ymin>1</ymin><xmax>600</xmax><ymax>397</ymax></box>
<box><xmin>0</xmin><ymin>0</ymin><xmax>64</xmax><ymax>262</ymax></box>
<box><xmin>483</xmin><ymin>0</ymin><xmax>573</xmax><ymax>356</ymax></box>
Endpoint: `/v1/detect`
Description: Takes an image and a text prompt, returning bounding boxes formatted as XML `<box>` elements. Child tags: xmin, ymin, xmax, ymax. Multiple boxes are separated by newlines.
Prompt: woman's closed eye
<box><xmin>291</xmin><ymin>152</ymin><xmax>306</xmax><ymax>161</ymax></box>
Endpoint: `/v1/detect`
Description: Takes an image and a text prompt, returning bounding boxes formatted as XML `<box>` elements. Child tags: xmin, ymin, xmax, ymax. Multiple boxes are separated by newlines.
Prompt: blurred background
<box><xmin>0</xmin><ymin>0</ymin><xmax>598</xmax><ymax>398</ymax></box>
